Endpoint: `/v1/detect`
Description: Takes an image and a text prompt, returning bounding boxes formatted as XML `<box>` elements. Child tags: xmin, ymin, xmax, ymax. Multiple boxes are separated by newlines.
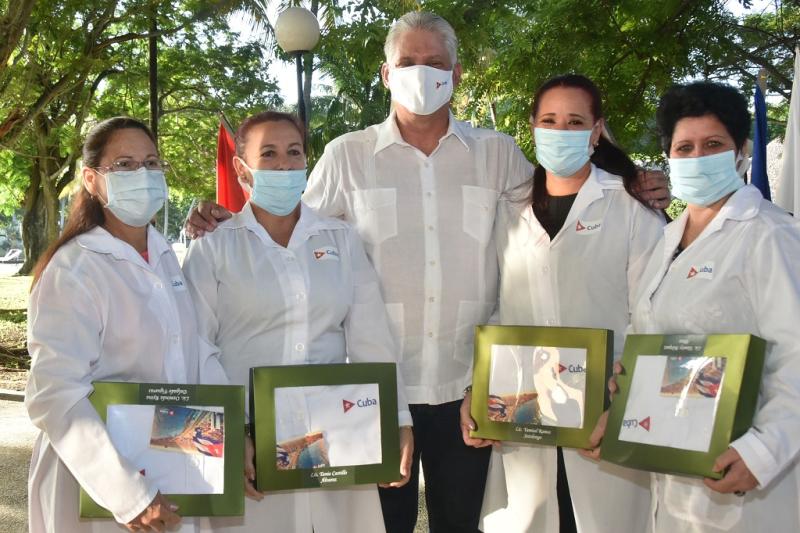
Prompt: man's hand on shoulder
<box><xmin>184</xmin><ymin>201</ymin><xmax>232</xmax><ymax>238</ymax></box>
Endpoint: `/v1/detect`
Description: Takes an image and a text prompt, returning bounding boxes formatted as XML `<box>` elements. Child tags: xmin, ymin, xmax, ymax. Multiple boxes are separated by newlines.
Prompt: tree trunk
<box><xmin>18</xmin><ymin>128</ymin><xmax>65</xmax><ymax>276</ymax></box>
<box><xmin>19</xmin><ymin>181</ymin><xmax>60</xmax><ymax>276</ymax></box>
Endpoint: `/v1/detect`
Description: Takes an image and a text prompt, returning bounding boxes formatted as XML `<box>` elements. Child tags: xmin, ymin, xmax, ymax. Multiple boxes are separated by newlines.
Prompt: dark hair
<box><xmin>234</xmin><ymin>111</ymin><xmax>306</xmax><ymax>159</ymax></box>
<box><xmin>32</xmin><ymin>117</ymin><xmax>156</xmax><ymax>287</ymax></box>
<box><xmin>656</xmin><ymin>81</ymin><xmax>750</xmax><ymax>154</ymax></box>
<box><xmin>528</xmin><ymin>74</ymin><xmax>648</xmax><ymax>212</ymax></box>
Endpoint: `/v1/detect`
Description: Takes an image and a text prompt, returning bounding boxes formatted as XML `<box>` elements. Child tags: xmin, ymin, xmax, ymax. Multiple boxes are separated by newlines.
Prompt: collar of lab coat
<box><xmin>76</xmin><ymin>225</ymin><xmax>170</xmax><ymax>269</ymax></box>
<box><xmin>520</xmin><ymin>164</ymin><xmax>624</xmax><ymax>238</ymax></box>
<box><xmin>373</xmin><ymin>110</ymin><xmax>470</xmax><ymax>154</ymax></box>
<box><xmin>227</xmin><ymin>201</ymin><xmax>348</xmax><ymax>248</ymax></box>
<box><xmin>661</xmin><ymin>184</ymin><xmax>762</xmax><ymax>261</ymax></box>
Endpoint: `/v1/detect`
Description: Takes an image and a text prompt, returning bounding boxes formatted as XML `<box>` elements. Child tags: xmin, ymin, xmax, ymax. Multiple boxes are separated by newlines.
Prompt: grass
<box><xmin>0</xmin><ymin>274</ymin><xmax>30</xmax><ymax>370</ymax></box>
<box><xmin>0</xmin><ymin>275</ymin><xmax>29</xmax><ymax>310</ymax></box>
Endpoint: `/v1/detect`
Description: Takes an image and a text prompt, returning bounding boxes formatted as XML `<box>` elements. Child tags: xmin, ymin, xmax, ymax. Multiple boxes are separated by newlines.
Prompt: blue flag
<box><xmin>752</xmin><ymin>84</ymin><xmax>770</xmax><ymax>200</ymax></box>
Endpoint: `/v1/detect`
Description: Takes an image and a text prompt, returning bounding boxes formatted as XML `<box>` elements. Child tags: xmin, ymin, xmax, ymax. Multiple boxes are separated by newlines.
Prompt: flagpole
<box><xmin>776</xmin><ymin>47</ymin><xmax>800</xmax><ymax>216</ymax></box>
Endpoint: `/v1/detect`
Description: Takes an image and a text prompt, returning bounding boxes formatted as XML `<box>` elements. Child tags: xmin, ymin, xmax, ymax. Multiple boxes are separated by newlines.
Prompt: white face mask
<box><xmin>388</xmin><ymin>65</ymin><xmax>453</xmax><ymax>116</ymax></box>
<box><xmin>102</xmin><ymin>168</ymin><xmax>168</xmax><ymax>227</ymax></box>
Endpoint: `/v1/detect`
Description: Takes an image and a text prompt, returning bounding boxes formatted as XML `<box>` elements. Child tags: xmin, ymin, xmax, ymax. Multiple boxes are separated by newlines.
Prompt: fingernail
<box><xmin>169</xmin><ymin>504</ymin><xmax>179</xmax><ymax>511</ymax></box>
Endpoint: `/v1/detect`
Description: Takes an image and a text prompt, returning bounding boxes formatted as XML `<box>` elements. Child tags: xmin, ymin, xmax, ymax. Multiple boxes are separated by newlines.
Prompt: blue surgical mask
<box><xmin>103</xmin><ymin>168</ymin><xmax>167</xmax><ymax>227</ymax></box>
<box><xmin>668</xmin><ymin>150</ymin><xmax>744</xmax><ymax>206</ymax></box>
<box><xmin>239</xmin><ymin>159</ymin><xmax>306</xmax><ymax>216</ymax></box>
<box><xmin>533</xmin><ymin>128</ymin><xmax>594</xmax><ymax>178</ymax></box>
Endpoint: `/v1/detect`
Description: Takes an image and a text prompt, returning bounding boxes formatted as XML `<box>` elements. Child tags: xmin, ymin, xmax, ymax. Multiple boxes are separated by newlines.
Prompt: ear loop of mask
<box><xmin>235</xmin><ymin>157</ymin><xmax>254</xmax><ymax>195</ymax></box>
<box><xmin>588</xmin><ymin>121</ymin><xmax>604</xmax><ymax>158</ymax></box>
<box><xmin>84</xmin><ymin>169</ymin><xmax>106</xmax><ymax>204</ymax></box>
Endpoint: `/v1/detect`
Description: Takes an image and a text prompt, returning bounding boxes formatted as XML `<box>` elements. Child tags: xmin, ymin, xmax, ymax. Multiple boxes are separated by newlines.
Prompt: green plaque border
<box><xmin>601</xmin><ymin>334</ymin><xmax>766</xmax><ymax>479</ymax></box>
<box><xmin>80</xmin><ymin>382</ymin><xmax>246</xmax><ymax>518</ymax></box>
<box><xmin>250</xmin><ymin>362</ymin><xmax>400</xmax><ymax>491</ymax></box>
<box><xmin>469</xmin><ymin>325</ymin><xmax>613</xmax><ymax>448</ymax></box>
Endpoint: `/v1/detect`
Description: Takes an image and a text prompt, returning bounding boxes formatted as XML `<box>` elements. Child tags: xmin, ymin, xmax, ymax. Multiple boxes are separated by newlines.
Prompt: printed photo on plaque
<box><xmin>617</xmin><ymin>355</ymin><xmax>726</xmax><ymax>453</ymax></box>
<box><xmin>274</xmin><ymin>383</ymin><xmax>382</xmax><ymax>470</ymax></box>
<box><xmin>469</xmin><ymin>326</ymin><xmax>613</xmax><ymax>448</ymax></box>
<box><xmin>107</xmin><ymin>404</ymin><xmax>225</xmax><ymax>494</ymax></box>
<box><xmin>602</xmin><ymin>334</ymin><xmax>766</xmax><ymax>478</ymax></box>
<box><xmin>80</xmin><ymin>382</ymin><xmax>245</xmax><ymax>518</ymax></box>
<box><xmin>487</xmin><ymin>345</ymin><xmax>586</xmax><ymax>428</ymax></box>
<box><xmin>251</xmin><ymin>363</ymin><xmax>400</xmax><ymax>490</ymax></box>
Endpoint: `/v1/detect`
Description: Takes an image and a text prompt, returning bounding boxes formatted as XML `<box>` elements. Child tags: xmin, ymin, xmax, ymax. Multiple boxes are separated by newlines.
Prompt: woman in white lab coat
<box><xmin>181</xmin><ymin>111</ymin><xmax>413</xmax><ymax>533</ymax></box>
<box><xmin>629</xmin><ymin>81</ymin><xmax>800</xmax><ymax>532</ymax></box>
<box><xmin>26</xmin><ymin>117</ymin><xmax>200</xmax><ymax>532</ymax></box>
<box><xmin>467</xmin><ymin>74</ymin><xmax>664</xmax><ymax>533</ymax></box>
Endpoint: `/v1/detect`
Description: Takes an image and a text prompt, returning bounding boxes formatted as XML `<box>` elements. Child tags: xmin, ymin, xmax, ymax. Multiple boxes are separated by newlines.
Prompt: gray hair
<box><xmin>384</xmin><ymin>11</ymin><xmax>458</xmax><ymax>66</ymax></box>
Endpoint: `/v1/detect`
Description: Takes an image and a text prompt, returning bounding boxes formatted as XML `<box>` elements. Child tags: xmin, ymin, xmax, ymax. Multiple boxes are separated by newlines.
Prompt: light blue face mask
<box><xmin>668</xmin><ymin>150</ymin><xmax>744</xmax><ymax>206</ymax></box>
<box><xmin>239</xmin><ymin>160</ymin><xmax>306</xmax><ymax>216</ymax></box>
<box><xmin>534</xmin><ymin>128</ymin><xmax>594</xmax><ymax>178</ymax></box>
<box><xmin>103</xmin><ymin>168</ymin><xmax>167</xmax><ymax>227</ymax></box>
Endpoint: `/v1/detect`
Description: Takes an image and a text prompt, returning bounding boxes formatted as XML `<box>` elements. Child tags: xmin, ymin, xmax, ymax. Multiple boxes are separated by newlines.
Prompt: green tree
<box><xmin>1</xmin><ymin>0</ymin><xmax>282</xmax><ymax>273</ymax></box>
<box><xmin>93</xmin><ymin>17</ymin><xmax>282</xmax><ymax>206</ymax></box>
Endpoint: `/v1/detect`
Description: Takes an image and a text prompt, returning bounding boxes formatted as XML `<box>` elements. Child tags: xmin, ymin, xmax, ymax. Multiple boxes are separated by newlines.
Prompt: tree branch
<box><xmin>0</xmin><ymin>0</ymin><xmax>36</xmax><ymax>77</ymax></box>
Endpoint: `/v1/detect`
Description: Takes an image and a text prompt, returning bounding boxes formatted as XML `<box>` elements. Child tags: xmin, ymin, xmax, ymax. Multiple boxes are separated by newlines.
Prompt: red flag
<box><xmin>216</xmin><ymin>119</ymin><xmax>247</xmax><ymax>212</ymax></box>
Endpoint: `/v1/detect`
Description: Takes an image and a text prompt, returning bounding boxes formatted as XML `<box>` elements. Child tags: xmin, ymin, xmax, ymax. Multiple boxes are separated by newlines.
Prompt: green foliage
<box><xmin>92</xmin><ymin>16</ymin><xmax>282</xmax><ymax>200</ymax></box>
<box><xmin>666</xmin><ymin>198</ymin><xmax>687</xmax><ymax>221</ymax></box>
<box><xmin>297</xmin><ymin>0</ymin><xmax>798</xmax><ymax>166</ymax></box>
<box><xmin>0</xmin><ymin>151</ymin><xmax>28</xmax><ymax>216</ymax></box>
<box><xmin>0</xmin><ymin>0</ymin><xmax>283</xmax><ymax>213</ymax></box>
<box><xmin>307</xmin><ymin>3</ymin><xmax>394</xmax><ymax>162</ymax></box>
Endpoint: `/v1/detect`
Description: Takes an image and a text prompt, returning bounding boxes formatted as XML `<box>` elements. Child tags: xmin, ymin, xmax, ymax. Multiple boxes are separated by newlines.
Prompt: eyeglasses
<box><xmin>94</xmin><ymin>158</ymin><xmax>170</xmax><ymax>172</ymax></box>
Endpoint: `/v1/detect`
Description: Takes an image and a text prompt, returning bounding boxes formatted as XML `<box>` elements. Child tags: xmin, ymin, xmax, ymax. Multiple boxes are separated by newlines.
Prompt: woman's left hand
<box><xmin>704</xmin><ymin>447</ymin><xmax>758</xmax><ymax>494</ymax></box>
<box><xmin>380</xmin><ymin>426</ymin><xmax>414</xmax><ymax>488</ymax></box>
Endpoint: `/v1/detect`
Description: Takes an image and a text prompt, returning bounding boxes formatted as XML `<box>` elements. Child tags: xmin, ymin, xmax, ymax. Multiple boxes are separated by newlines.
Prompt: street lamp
<box><xmin>275</xmin><ymin>7</ymin><xmax>321</xmax><ymax>134</ymax></box>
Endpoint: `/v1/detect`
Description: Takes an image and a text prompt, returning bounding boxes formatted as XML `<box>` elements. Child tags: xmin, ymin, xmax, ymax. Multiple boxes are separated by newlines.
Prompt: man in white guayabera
<box><xmin>301</xmin><ymin>13</ymin><xmax>531</xmax><ymax>532</ymax></box>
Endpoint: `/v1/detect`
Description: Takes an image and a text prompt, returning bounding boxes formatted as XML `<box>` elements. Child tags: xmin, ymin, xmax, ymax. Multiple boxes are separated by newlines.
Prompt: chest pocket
<box><xmin>462</xmin><ymin>185</ymin><xmax>499</xmax><ymax>244</ymax></box>
<box><xmin>350</xmin><ymin>188</ymin><xmax>398</xmax><ymax>245</ymax></box>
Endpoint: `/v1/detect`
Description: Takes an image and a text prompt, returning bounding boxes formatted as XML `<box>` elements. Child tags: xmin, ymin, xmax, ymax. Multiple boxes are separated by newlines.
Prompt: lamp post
<box><xmin>275</xmin><ymin>7</ymin><xmax>320</xmax><ymax>134</ymax></box>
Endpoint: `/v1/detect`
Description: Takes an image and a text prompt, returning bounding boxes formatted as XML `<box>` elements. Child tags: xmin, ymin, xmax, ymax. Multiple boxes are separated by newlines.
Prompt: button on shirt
<box><xmin>631</xmin><ymin>185</ymin><xmax>800</xmax><ymax>532</ymax></box>
<box><xmin>304</xmin><ymin>112</ymin><xmax>533</xmax><ymax>405</ymax></box>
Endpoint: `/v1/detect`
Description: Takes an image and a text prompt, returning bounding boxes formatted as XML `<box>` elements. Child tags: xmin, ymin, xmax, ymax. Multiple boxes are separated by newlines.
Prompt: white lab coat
<box><xmin>26</xmin><ymin>225</ymin><xmax>201</xmax><ymax>532</ymax></box>
<box><xmin>182</xmin><ymin>202</ymin><xmax>410</xmax><ymax>533</ymax></box>
<box><xmin>481</xmin><ymin>166</ymin><xmax>664</xmax><ymax>533</ymax></box>
<box><xmin>630</xmin><ymin>185</ymin><xmax>800</xmax><ymax>532</ymax></box>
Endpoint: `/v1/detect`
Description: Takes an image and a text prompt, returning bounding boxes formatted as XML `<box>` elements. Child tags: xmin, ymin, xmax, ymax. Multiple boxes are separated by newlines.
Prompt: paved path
<box><xmin>0</xmin><ymin>399</ymin><xmax>36</xmax><ymax>532</ymax></box>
